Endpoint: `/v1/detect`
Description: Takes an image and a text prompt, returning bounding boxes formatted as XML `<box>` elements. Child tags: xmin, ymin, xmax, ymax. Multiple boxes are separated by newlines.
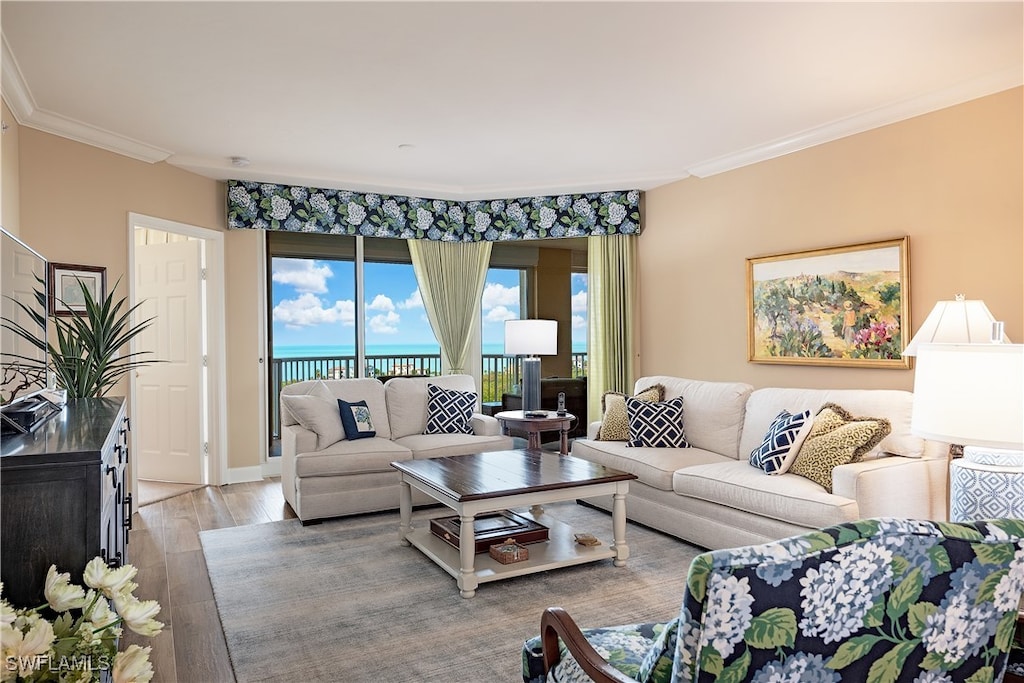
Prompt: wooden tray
<box><xmin>429</xmin><ymin>510</ymin><xmax>549</xmax><ymax>554</ymax></box>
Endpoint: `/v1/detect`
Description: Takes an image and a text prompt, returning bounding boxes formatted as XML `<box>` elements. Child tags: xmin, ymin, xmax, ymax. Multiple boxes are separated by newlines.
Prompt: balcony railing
<box><xmin>269</xmin><ymin>351</ymin><xmax>587</xmax><ymax>440</ymax></box>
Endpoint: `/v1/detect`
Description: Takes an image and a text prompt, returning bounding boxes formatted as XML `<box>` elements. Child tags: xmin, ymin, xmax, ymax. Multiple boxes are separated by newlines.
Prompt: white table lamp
<box><xmin>911</xmin><ymin>342</ymin><xmax>1024</xmax><ymax>521</ymax></box>
<box><xmin>505</xmin><ymin>319</ymin><xmax>557</xmax><ymax>414</ymax></box>
<box><xmin>903</xmin><ymin>295</ymin><xmax>1009</xmax><ymax>356</ymax></box>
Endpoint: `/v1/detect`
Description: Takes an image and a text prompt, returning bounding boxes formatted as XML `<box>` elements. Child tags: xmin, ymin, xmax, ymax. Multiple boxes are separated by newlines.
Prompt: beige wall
<box><xmin>1</xmin><ymin>99</ymin><xmax>20</xmax><ymax>232</ymax></box>
<box><xmin>640</xmin><ymin>87</ymin><xmax>1024</xmax><ymax>391</ymax></box>
<box><xmin>16</xmin><ymin>126</ymin><xmax>264</xmax><ymax>471</ymax></box>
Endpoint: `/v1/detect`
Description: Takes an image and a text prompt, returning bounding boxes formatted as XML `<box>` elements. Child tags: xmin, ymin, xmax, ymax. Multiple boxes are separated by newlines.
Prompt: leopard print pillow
<box><xmin>789</xmin><ymin>403</ymin><xmax>891</xmax><ymax>493</ymax></box>
<box><xmin>597</xmin><ymin>384</ymin><xmax>665</xmax><ymax>441</ymax></box>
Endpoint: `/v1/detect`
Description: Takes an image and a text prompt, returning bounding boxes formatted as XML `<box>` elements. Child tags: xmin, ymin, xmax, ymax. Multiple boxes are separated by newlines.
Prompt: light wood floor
<box><xmin>122</xmin><ymin>478</ymin><xmax>296</xmax><ymax>683</ymax></box>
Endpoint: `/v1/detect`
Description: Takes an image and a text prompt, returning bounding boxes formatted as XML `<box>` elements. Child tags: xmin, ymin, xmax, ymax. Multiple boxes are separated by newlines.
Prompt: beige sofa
<box><xmin>280</xmin><ymin>374</ymin><xmax>513</xmax><ymax>523</ymax></box>
<box><xmin>571</xmin><ymin>375</ymin><xmax>949</xmax><ymax>549</ymax></box>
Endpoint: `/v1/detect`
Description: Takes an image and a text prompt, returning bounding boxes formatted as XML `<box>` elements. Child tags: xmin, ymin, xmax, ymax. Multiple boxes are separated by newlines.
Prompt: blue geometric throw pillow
<box><xmin>338</xmin><ymin>399</ymin><xmax>376</xmax><ymax>440</ymax></box>
<box><xmin>749</xmin><ymin>409</ymin><xmax>812</xmax><ymax>474</ymax></box>
<box><xmin>424</xmin><ymin>384</ymin><xmax>476</xmax><ymax>435</ymax></box>
<box><xmin>626</xmin><ymin>396</ymin><xmax>689</xmax><ymax>448</ymax></box>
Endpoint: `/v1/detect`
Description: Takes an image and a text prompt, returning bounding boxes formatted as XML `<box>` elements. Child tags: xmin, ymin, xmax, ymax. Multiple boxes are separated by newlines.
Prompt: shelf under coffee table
<box><xmin>391</xmin><ymin>449</ymin><xmax>637</xmax><ymax>598</ymax></box>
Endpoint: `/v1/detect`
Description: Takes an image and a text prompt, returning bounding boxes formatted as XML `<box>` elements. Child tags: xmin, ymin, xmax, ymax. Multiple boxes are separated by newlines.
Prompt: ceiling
<box><xmin>2</xmin><ymin>2</ymin><xmax>1021</xmax><ymax>200</ymax></box>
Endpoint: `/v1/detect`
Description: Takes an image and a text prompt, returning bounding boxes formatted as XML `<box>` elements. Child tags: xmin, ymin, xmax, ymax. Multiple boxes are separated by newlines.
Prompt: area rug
<box><xmin>199</xmin><ymin>502</ymin><xmax>702</xmax><ymax>683</ymax></box>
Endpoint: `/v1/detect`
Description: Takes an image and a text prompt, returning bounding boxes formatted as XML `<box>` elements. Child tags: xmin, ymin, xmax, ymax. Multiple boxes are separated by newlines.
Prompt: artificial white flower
<box><xmin>83</xmin><ymin>590</ymin><xmax>120</xmax><ymax>631</ymax></box>
<box><xmin>44</xmin><ymin>564</ymin><xmax>87</xmax><ymax>612</ymax></box>
<box><xmin>83</xmin><ymin>557</ymin><xmax>137</xmax><ymax>599</ymax></box>
<box><xmin>112</xmin><ymin>595</ymin><xmax>164</xmax><ymax>637</ymax></box>
<box><xmin>112</xmin><ymin>644</ymin><xmax>154</xmax><ymax>683</ymax></box>
<box><xmin>2</xmin><ymin>618</ymin><xmax>54</xmax><ymax>677</ymax></box>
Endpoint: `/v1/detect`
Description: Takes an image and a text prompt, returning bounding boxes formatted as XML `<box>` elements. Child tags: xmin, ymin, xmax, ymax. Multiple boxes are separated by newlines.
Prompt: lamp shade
<box><xmin>504</xmin><ymin>319</ymin><xmax>557</xmax><ymax>356</ymax></box>
<box><xmin>903</xmin><ymin>298</ymin><xmax>1009</xmax><ymax>356</ymax></box>
<box><xmin>910</xmin><ymin>343</ymin><xmax>1024</xmax><ymax>449</ymax></box>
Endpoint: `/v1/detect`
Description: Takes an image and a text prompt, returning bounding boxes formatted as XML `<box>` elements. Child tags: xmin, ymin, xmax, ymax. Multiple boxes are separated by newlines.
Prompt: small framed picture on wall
<box><xmin>48</xmin><ymin>262</ymin><xmax>106</xmax><ymax>316</ymax></box>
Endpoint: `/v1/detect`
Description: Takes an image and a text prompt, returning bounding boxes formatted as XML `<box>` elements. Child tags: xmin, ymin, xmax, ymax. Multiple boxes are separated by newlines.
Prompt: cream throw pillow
<box><xmin>789</xmin><ymin>403</ymin><xmax>891</xmax><ymax>492</ymax></box>
<box><xmin>280</xmin><ymin>381</ymin><xmax>344</xmax><ymax>450</ymax></box>
<box><xmin>597</xmin><ymin>384</ymin><xmax>665</xmax><ymax>441</ymax></box>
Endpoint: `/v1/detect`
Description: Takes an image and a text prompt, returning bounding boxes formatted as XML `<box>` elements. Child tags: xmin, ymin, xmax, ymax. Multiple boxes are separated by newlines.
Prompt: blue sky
<box><xmin>271</xmin><ymin>258</ymin><xmax>587</xmax><ymax>350</ymax></box>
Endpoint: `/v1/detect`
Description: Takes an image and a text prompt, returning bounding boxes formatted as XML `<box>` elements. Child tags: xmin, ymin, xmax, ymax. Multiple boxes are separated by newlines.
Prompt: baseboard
<box><xmin>225</xmin><ymin>465</ymin><xmax>264</xmax><ymax>484</ymax></box>
<box><xmin>262</xmin><ymin>458</ymin><xmax>281</xmax><ymax>477</ymax></box>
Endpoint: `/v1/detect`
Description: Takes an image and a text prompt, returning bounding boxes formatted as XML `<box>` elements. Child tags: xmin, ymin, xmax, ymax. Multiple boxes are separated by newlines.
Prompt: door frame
<box><xmin>127</xmin><ymin>213</ymin><xmax>228</xmax><ymax>497</ymax></box>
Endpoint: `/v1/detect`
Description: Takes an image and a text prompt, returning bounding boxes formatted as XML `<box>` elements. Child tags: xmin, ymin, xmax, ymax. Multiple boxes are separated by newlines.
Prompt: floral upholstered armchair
<box><xmin>523</xmin><ymin>518</ymin><xmax>1024</xmax><ymax>683</ymax></box>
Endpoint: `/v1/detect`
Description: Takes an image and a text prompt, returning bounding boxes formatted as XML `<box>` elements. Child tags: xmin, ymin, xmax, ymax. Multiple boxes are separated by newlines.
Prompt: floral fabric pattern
<box><xmin>521</xmin><ymin>518</ymin><xmax>1024</xmax><ymax>683</ymax></box>
<box><xmin>227</xmin><ymin>181</ymin><xmax>641</xmax><ymax>242</ymax></box>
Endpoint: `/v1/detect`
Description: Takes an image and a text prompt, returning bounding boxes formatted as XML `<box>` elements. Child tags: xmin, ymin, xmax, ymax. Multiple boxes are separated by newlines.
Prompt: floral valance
<box><xmin>227</xmin><ymin>181</ymin><xmax>641</xmax><ymax>242</ymax></box>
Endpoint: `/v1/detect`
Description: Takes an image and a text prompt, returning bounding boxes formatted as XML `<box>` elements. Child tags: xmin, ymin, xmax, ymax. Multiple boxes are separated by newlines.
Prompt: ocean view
<box><xmin>274</xmin><ymin>342</ymin><xmax>587</xmax><ymax>358</ymax></box>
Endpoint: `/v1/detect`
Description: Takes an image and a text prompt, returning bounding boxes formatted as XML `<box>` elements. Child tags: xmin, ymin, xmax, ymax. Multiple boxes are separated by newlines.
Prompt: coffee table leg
<box><xmin>398</xmin><ymin>479</ymin><xmax>412</xmax><ymax>546</ymax></box>
<box><xmin>560</xmin><ymin>425</ymin><xmax>569</xmax><ymax>455</ymax></box>
<box><xmin>611</xmin><ymin>490</ymin><xmax>630</xmax><ymax>567</ymax></box>
<box><xmin>458</xmin><ymin>514</ymin><xmax>478</xmax><ymax>598</ymax></box>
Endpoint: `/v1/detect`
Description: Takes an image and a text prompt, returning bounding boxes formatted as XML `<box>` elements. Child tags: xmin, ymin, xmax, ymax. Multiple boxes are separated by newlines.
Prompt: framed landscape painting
<box><xmin>747</xmin><ymin>237</ymin><xmax>910</xmax><ymax>368</ymax></box>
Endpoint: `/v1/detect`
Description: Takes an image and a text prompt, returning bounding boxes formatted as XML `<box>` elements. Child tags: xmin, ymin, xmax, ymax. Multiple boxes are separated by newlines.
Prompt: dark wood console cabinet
<box><xmin>1</xmin><ymin>397</ymin><xmax>130</xmax><ymax>607</ymax></box>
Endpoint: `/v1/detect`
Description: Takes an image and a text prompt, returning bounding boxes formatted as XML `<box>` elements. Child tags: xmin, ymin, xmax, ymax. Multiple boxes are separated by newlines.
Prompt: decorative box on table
<box><xmin>489</xmin><ymin>539</ymin><xmax>529</xmax><ymax>564</ymax></box>
<box><xmin>429</xmin><ymin>510</ymin><xmax>548</xmax><ymax>554</ymax></box>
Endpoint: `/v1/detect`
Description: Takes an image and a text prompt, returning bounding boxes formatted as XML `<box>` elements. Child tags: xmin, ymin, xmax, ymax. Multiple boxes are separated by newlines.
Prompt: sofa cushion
<box><xmin>626</xmin><ymin>396</ymin><xmax>689</xmax><ymax>448</ymax></box>
<box><xmin>279</xmin><ymin>378</ymin><xmax>332</xmax><ymax>426</ymax></box>
<box><xmin>748</xmin><ymin>409</ymin><xmax>812</xmax><ymax>474</ymax></box>
<box><xmin>571</xmin><ymin>438</ymin><xmax>732</xmax><ymax>491</ymax></box>
<box><xmin>282</xmin><ymin>378</ymin><xmax>391</xmax><ymax>440</ymax></box>
<box><xmin>597</xmin><ymin>384</ymin><xmax>664</xmax><ymax>441</ymax></box>
<box><xmin>338</xmin><ymin>399</ymin><xmax>376</xmax><ymax>440</ymax></box>
<box><xmin>386</xmin><ymin>374</ymin><xmax>478</xmax><ymax>439</ymax></box>
<box><xmin>280</xmin><ymin>391</ymin><xmax>345</xmax><ymax>450</ymax></box>
<box><xmin>739</xmin><ymin>387</ymin><xmax>920</xmax><ymax>461</ymax></box>
<box><xmin>673</xmin><ymin>460</ymin><xmax>859</xmax><ymax>529</ymax></box>
<box><xmin>788</xmin><ymin>403</ymin><xmax>892</xmax><ymax>492</ymax></box>
<box><xmin>634</xmin><ymin>376</ymin><xmax>754</xmax><ymax>458</ymax></box>
<box><xmin>292</xmin><ymin>437</ymin><xmax>412</xmax><ymax>477</ymax></box>
<box><xmin>424</xmin><ymin>383</ymin><xmax>476</xmax><ymax>435</ymax></box>
<box><xmin>396</xmin><ymin>433</ymin><xmax>514</xmax><ymax>459</ymax></box>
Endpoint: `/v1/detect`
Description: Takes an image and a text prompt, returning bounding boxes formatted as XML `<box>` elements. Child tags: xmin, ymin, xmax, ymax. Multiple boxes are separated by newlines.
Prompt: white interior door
<box><xmin>135</xmin><ymin>239</ymin><xmax>205</xmax><ymax>484</ymax></box>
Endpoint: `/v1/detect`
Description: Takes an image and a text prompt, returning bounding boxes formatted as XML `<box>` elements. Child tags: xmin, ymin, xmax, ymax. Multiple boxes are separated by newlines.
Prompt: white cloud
<box><xmin>571</xmin><ymin>290</ymin><xmax>587</xmax><ymax>314</ymax></box>
<box><xmin>481</xmin><ymin>282</ymin><xmax>519</xmax><ymax>311</ymax></box>
<box><xmin>398</xmin><ymin>290</ymin><xmax>423</xmax><ymax>309</ymax></box>
<box><xmin>273</xmin><ymin>293</ymin><xmax>354</xmax><ymax>329</ymax></box>
<box><xmin>571</xmin><ymin>273</ymin><xmax>588</xmax><ymax>287</ymax></box>
<box><xmin>367</xmin><ymin>294</ymin><xmax>395</xmax><ymax>312</ymax></box>
<box><xmin>369</xmin><ymin>310</ymin><xmax>400</xmax><ymax>334</ymax></box>
<box><xmin>484</xmin><ymin>305</ymin><xmax>518</xmax><ymax>323</ymax></box>
<box><xmin>272</xmin><ymin>258</ymin><xmax>333</xmax><ymax>294</ymax></box>
<box><xmin>572</xmin><ymin>314</ymin><xmax>587</xmax><ymax>329</ymax></box>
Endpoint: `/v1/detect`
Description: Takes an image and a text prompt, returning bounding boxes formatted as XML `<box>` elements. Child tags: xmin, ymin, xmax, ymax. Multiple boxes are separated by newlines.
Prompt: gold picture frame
<box><xmin>747</xmin><ymin>237</ymin><xmax>910</xmax><ymax>368</ymax></box>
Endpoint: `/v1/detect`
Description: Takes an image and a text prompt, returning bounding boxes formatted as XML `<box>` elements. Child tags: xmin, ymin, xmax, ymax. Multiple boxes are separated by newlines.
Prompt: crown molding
<box><xmin>1</xmin><ymin>33</ymin><xmax>172</xmax><ymax>164</ymax></box>
<box><xmin>686</xmin><ymin>65</ymin><xmax>1024</xmax><ymax>178</ymax></box>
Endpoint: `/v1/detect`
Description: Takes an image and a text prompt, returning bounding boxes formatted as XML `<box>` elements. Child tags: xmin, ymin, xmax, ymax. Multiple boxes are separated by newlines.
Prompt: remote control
<box><xmin>557</xmin><ymin>391</ymin><xmax>566</xmax><ymax>416</ymax></box>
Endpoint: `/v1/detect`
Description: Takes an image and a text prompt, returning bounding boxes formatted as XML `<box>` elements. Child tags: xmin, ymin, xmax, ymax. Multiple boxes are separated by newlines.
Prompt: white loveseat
<box><xmin>571</xmin><ymin>375</ymin><xmax>949</xmax><ymax>549</ymax></box>
<box><xmin>280</xmin><ymin>374</ymin><xmax>513</xmax><ymax>523</ymax></box>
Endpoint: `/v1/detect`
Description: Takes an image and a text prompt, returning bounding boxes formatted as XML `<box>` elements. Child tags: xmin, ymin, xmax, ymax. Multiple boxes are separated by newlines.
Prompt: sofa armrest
<box><xmin>587</xmin><ymin>421</ymin><xmax>602</xmax><ymax>440</ymax></box>
<box><xmin>471</xmin><ymin>413</ymin><xmax>502</xmax><ymax>436</ymax></box>
<box><xmin>832</xmin><ymin>455</ymin><xmax>948</xmax><ymax>521</ymax></box>
<box><xmin>282</xmin><ymin>423</ymin><xmax>317</xmax><ymax>458</ymax></box>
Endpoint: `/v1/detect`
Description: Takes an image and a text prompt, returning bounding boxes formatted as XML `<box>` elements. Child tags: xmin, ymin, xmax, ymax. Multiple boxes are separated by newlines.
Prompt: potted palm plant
<box><xmin>4</xmin><ymin>277</ymin><xmax>160</xmax><ymax>398</ymax></box>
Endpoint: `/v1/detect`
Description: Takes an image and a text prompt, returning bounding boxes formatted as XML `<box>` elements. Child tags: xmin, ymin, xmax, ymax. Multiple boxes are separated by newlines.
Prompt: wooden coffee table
<box><xmin>391</xmin><ymin>450</ymin><xmax>637</xmax><ymax>598</ymax></box>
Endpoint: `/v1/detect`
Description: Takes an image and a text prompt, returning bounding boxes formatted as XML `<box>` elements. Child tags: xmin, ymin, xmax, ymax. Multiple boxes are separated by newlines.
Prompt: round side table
<box><xmin>494</xmin><ymin>410</ymin><xmax>576</xmax><ymax>455</ymax></box>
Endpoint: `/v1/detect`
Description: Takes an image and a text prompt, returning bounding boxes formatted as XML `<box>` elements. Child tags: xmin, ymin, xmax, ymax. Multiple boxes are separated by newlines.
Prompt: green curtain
<box><xmin>408</xmin><ymin>239</ymin><xmax>493</xmax><ymax>374</ymax></box>
<box><xmin>587</xmin><ymin>234</ymin><xmax>637</xmax><ymax>421</ymax></box>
